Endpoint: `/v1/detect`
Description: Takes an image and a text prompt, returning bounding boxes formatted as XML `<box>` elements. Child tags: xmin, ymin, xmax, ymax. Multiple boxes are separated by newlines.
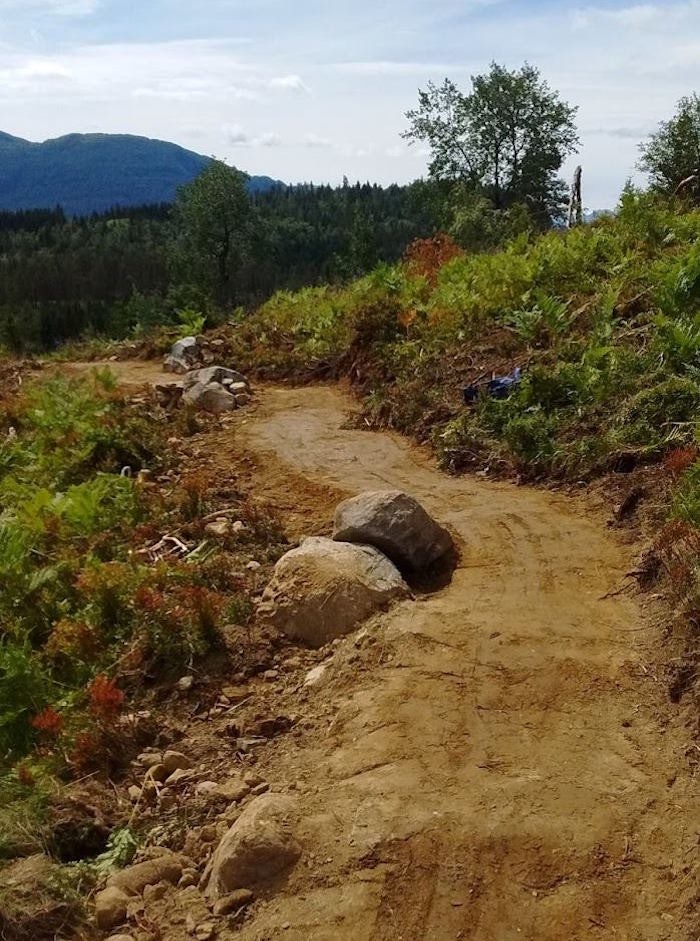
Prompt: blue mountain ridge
<box><xmin>0</xmin><ymin>131</ymin><xmax>281</xmax><ymax>216</ymax></box>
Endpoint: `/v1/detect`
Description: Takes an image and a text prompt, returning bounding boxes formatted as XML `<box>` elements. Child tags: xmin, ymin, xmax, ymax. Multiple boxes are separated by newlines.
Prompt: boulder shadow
<box><xmin>404</xmin><ymin>539</ymin><xmax>460</xmax><ymax>595</ymax></box>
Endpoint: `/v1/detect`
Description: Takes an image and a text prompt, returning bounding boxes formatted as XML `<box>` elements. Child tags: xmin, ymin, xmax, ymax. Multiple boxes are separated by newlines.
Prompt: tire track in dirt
<box><xmin>230</xmin><ymin>385</ymin><xmax>697</xmax><ymax>941</ymax></box>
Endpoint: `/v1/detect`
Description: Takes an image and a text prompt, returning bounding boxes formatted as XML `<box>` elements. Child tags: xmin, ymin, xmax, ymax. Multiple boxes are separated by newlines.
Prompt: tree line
<box><xmin>0</xmin><ymin>61</ymin><xmax>697</xmax><ymax>353</ymax></box>
<box><xmin>0</xmin><ymin>181</ymin><xmax>440</xmax><ymax>352</ymax></box>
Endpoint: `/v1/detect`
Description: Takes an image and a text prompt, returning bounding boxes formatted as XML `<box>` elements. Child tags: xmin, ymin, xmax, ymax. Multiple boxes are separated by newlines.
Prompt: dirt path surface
<box><xmin>52</xmin><ymin>364</ymin><xmax>697</xmax><ymax>938</ymax></box>
<box><xmin>229</xmin><ymin>385</ymin><xmax>696</xmax><ymax>941</ymax></box>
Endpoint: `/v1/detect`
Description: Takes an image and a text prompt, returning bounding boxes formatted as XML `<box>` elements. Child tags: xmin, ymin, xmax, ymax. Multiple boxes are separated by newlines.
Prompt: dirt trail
<box><xmin>231</xmin><ymin>385</ymin><xmax>696</xmax><ymax>941</ymax></box>
<box><xmin>56</xmin><ymin>363</ymin><xmax>697</xmax><ymax>938</ymax></box>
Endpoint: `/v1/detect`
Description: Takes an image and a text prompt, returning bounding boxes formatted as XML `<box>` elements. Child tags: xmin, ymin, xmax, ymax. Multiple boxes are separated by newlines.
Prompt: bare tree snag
<box><xmin>568</xmin><ymin>165</ymin><xmax>582</xmax><ymax>228</ymax></box>
<box><xmin>673</xmin><ymin>172</ymin><xmax>699</xmax><ymax>197</ymax></box>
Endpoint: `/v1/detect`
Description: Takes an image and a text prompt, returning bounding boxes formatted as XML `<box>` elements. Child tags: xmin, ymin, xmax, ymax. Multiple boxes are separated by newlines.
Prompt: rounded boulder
<box><xmin>333</xmin><ymin>490</ymin><xmax>454</xmax><ymax>575</ymax></box>
<box><xmin>258</xmin><ymin>536</ymin><xmax>409</xmax><ymax>648</ymax></box>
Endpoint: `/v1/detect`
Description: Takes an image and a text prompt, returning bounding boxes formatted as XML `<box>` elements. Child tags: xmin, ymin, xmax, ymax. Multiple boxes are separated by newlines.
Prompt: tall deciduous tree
<box><xmin>638</xmin><ymin>94</ymin><xmax>700</xmax><ymax>203</ymax></box>
<box><xmin>403</xmin><ymin>62</ymin><xmax>579</xmax><ymax>222</ymax></box>
<box><xmin>174</xmin><ymin>160</ymin><xmax>254</xmax><ymax>302</ymax></box>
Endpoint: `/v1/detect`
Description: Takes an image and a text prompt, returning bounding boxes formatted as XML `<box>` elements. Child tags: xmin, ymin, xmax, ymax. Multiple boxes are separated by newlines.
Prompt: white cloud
<box><xmin>0</xmin><ymin>0</ymin><xmax>98</xmax><ymax>14</ymax></box>
<box><xmin>572</xmin><ymin>1</ymin><xmax>699</xmax><ymax>29</ymax></box>
<box><xmin>18</xmin><ymin>59</ymin><xmax>72</xmax><ymax>80</ymax></box>
<box><xmin>225</xmin><ymin>123</ymin><xmax>250</xmax><ymax>145</ymax></box>
<box><xmin>302</xmin><ymin>133</ymin><xmax>333</xmax><ymax>149</ymax></box>
<box><xmin>258</xmin><ymin>131</ymin><xmax>282</xmax><ymax>147</ymax></box>
<box><xmin>224</xmin><ymin>124</ymin><xmax>283</xmax><ymax>148</ymax></box>
<box><xmin>268</xmin><ymin>74</ymin><xmax>309</xmax><ymax>92</ymax></box>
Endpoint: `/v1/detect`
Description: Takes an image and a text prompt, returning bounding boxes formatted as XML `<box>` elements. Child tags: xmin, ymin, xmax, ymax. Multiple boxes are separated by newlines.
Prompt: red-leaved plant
<box><xmin>87</xmin><ymin>674</ymin><xmax>125</xmax><ymax>718</ymax></box>
<box><xmin>31</xmin><ymin>706</ymin><xmax>63</xmax><ymax>738</ymax></box>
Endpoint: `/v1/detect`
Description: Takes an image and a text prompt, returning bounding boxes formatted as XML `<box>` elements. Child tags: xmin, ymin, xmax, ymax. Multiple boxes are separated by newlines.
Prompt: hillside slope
<box><xmin>0</xmin><ymin>131</ymin><xmax>280</xmax><ymax>215</ymax></box>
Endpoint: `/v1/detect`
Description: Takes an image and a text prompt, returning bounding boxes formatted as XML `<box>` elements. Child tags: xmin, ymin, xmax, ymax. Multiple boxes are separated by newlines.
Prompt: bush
<box><xmin>621</xmin><ymin>377</ymin><xmax>700</xmax><ymax>432</ymax></box>
<box><xmin>503</xmin><ymin>412</ymin><xmax>560</xmax><ymax>471</ymax></box>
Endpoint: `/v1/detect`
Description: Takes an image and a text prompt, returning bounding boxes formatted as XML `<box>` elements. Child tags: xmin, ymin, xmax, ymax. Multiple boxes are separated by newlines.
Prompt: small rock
<box><xmin>246</xmin><ymin>716</ymin><xmax>292</xmax><ymax>739</ymax></box>
<box><xmin>199</xmin><ymin>825</ymin><xmax>218</xmax><ymax>843</ymax></box>
<box><xmin>205</xmin><ymin>794</ymin><xmax>302</xmax><ymax>897</ymax></box>
<box><xmin>107</xmin><ymin>853</ymin><xmax>185</xmax><ymax>897</ymax></box>
<box><xmin>221</xmin><ymin>685</ymin><xmax>250</xmax><ymax>703</ymax></box>
<box><xmin>136</xmin><ymin>750</ymin><xmax>162</xmax><ymax>767</ymax></box>
<box><xmin>165</xmin><ymin>337</ymin><xmax>201</xmax><ymax>374</ymax></box>
<box><xmin>147</xmin><ymin>763</ymin><xmax>169</xmax><ymax>783</ymax></box>
<box><xmin>243</xmin><ymin>773</ymin><xmax>265</xmax><ymax>788</ymax></box>
<box><xmin>263</xmin><ymin>669</ymin><xmax>279</xmax><ymax>681</ymax></box>
<box><xmin>162</xmin><ymin>751</ymin><xmax>193</xmax><ymax>775</ymax></box>
<box><xmin>178</xmin><ymin>869</ymin><xmax>199</xmax><ymax>889</ymax></box>
<box><xmin>128</xmin><ymin>785</ymin><xmax>142</xmax><ymax>802</ymax></box>
<box><xmin>196</xmin><ymin>781</ymin><xmax>219</xmax><ymax>797</ymax></box>
<box><xmin>95</xmin><ymin>886</ymin><xmax>130</xmax><ymax>931</ymax></box>
<box><xmin>205</xmin><ymin>519</ymin><xmax>231</xmax><ymax>538</ymax></box>
<box><xmin>303</xmin><ymin>664</ymin><xmax>327</xmax><ymax>687</ymax></box>
<box><xmin>235</xmin><ymin>394</ymin><xmax>251</xmax><ymax>407</ymax></box>
<box><xmin>216</xmin><ymin>779</ymin><xmax>251</xmax><ymax>803</ymax></box>
<box><xmin>195</xmin><ymin>923</ymin><xmax>216</xmax><ymax>941</ymax></box>
<box><xmin>177</xmin><ymin>675</ymin><xmax>194</xmax><ymax>693</ymax></box>
<box><xmin>166</xmin><ymin>768</ymin><xmax>192</xmax><ymax>787</ymax></box>
<box><xmin>231</xmin><ymin>520</ymin><xmax>246</xmax><ymax>534</ymax></box>
<box><xmin>213</xmin><ymin>888</ymin><xmax>254</xmax><ymax>916</ymax></box>
<box><xmin>251</xmin><ymin>782</ymin><xmax>270</xmax><ymax>796</ymax></box>
<box><xmin>143</xmin><ymin>881</ymin><xmax>168</xmax><ymax>901</ymax></box>
<box><xmin>246</xmin><ymin>560</ymin><xmax>261</xmax><ymax>572</ymax></box>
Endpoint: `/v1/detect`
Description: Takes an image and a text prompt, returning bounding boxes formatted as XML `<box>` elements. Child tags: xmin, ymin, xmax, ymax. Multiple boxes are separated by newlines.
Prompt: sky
<box><xmin>0</xmin><ymin>0</ymin><xmax>698</xmax><ymax>208</ymax></box>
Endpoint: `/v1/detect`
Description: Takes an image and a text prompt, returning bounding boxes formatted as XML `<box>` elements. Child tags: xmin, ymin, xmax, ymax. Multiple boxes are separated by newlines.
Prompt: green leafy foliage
<box><xmin>91</xmin><ymin>827</ymin><xmax>138</xmax><ymax>876</ymax></box>
<box><xmin>639</xmin><ymin>94</ymin><xmax>700</xmax><ymax>203</ymax></box>
<box><xmin>177</xmin><ymin>307</ymin><xmax>207</xmax><ymax>337</ymax></box>
<box><xmin>403</xmin><ymin>62</ymin><xmax>579</xmax><ymax>222</ymax></box>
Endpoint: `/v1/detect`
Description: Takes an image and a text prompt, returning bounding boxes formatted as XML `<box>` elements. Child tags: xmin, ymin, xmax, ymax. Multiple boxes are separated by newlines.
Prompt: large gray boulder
<box><xmin>258</xmin><ymin>536</ymin><xmax>409</xmax><ymax>648</ymax></box>
<box><xmin>164</xmin><ymin>336</ymin><xmax>201</xmax><ymax>374</ymax></box>
<box><xmin>333</xmin><ymin>490</ymin><xmax>454</xmax><ymax>575</ymax></box>
<box><xmin>205</xmin><ymin>794</ymin><xmax>301</xmax><ymax>898</ymax></box>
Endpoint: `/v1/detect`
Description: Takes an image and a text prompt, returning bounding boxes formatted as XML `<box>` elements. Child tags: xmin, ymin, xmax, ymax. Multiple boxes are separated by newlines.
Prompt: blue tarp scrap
<box><xmin>463</xmin><ymin>367</ymin><xmax>522</xmax><ymax>404</ymax></box>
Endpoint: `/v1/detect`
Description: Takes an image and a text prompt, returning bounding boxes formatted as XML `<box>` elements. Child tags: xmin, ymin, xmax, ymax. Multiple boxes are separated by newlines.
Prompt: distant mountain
<box><xmin>0</xmin><ymin>131</ymin><xmax>281</xmax><ymax>216</ymax></box>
